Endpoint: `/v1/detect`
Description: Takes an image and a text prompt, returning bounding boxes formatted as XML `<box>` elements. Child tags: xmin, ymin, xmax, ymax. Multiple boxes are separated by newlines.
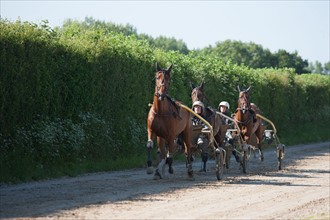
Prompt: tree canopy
<box><xmin>194</xmin><ymin>40</ymin><xmax>310</xmax><ymax>74</ymax></box>
<box><xmin>58</xmin><ymin>17</ymin><xmax>328</xmax><ymax>74</ymax></box>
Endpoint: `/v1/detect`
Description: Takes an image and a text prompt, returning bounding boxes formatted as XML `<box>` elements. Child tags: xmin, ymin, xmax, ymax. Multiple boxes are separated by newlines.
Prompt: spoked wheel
<box><xmin>277</xmin><ymin>149</ymin><xmax>282</xmax><ymax>170</ymax></box>
<box><xmin>225</xmin><ymin>148</ymin><xmax>231</xmax><ymax>169</ymax></box>
<box><xmin>242</xmin><ymin>149</ymin><xmax>250</xmax><ymax>174</ymax></box>
<box><xmin>224</xmin><ymin>144</ymin><xmax>233</xmax><ymax>169</ymax></box>
<box><xmin>216</xmin><ymin>148</ymin><xmax>225</xmax><ymax>180</ymax></box>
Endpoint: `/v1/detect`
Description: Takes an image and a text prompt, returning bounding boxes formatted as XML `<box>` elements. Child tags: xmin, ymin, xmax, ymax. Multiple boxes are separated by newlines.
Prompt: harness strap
<box><xmin>234</xmin><ymin>108</ymin><xmax>253</xmax><ymax>126</ymax></box>
<box><xmin>152</xmin><ymin>94</ymin><xmax>182</xmax><ymax>119</ymax></box>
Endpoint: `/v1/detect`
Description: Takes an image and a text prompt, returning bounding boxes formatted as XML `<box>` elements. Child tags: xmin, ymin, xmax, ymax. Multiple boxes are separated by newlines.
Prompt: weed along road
<box><xmin>0</xmin><ymin>142</ymin><xmax>329</xmax><ymax>219</ymax></box>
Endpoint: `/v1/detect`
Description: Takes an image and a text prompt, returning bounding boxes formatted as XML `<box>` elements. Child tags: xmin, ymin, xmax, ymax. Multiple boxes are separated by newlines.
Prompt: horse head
<box><xmin>237</xmin><ymin>85</ymin><xmax>251</xmax><ymax>114</ymax></box>
<box><xmin>154</xmin><ymin>63</ymin><xmax>172</xmax><ymax>101</ymax></box>
<box><xmin>191</xmin><ymin>81</ymin><xmax>206</xmax><ymax>103</ymax></box>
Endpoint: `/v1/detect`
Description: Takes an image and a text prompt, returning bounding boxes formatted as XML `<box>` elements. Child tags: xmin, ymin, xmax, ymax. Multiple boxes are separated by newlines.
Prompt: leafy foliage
<box><xmin>1</xmin><ymin>19</ymin><xmax>329</xmax><ymax>183</ymax></box>
<box><xmin>60</xmin><ymin>17</ymin><xmax>189</xmax><ymax>54</ymax></box>
<box><xmin>195</xmin><ymin>40</ymin><xmax>310</xmax><ymax>74</ymax></box>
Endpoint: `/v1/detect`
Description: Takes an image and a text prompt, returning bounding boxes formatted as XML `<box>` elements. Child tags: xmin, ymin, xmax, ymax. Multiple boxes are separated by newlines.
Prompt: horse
<box><xmin>190</xmin><ymin>81</ymin><xmax>225</xmax><ymax>171</ymax></box>
<box><xmin>233</xmin><ymin>86</ymin><xmax>265</xmax><ymax>165</ymax></box>
<box><xmin>147</xmin><ymin>63</ymin><xmax>194</xmax><ymax>180</ymax></box>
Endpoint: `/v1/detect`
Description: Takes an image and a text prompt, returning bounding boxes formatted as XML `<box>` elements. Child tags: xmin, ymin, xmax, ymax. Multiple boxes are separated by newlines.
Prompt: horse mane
<box><xmin>165</xmin><ymin>95</ymin><xmax>182</xmax><ymax>118</ymax></box>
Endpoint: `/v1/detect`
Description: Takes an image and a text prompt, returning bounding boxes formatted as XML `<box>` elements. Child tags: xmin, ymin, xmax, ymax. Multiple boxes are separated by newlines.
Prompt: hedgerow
<box><xmin>1</xmin><ymin>19</ymin><xmax>329</xmax><ymax>182</ymax></box>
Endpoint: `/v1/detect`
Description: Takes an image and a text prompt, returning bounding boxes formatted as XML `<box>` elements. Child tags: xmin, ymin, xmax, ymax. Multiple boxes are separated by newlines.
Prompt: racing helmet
<box><xmin>219</xmin><ymin>101</ymin><xmax>230</xmax><ymax>110</ymax></box>
<box><xmin>192</xmin><ymin>101</ymin><xmax>205</xmax><ymax>110</ymax></box>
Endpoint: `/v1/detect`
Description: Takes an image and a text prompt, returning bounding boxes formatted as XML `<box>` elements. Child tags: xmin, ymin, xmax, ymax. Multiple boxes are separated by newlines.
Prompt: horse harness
<box><xmin>234</xmin><ymin>108</ymin><xmax>254</xmax><ymax>126</ymax></box>
<box><xmin>152</xmin><ymin>94</ymin><xmax>182</xmax><ymax>119</ymax></box>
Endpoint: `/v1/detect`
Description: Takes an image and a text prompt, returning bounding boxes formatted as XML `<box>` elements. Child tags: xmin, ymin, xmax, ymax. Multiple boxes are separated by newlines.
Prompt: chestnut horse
<box><xmin>233</xmin><ymin>86</ymin><xmax>265</xmax><ymax>163</ymax></box>
<box><xmin>147</xmin><ymin>63</ymin><xmax>194</xmax><ymax>180</ymax></box>
<box><xmin>190</xmin><ymin>81</ymin><xmax>225</xmax><ymax>171</ymax></box>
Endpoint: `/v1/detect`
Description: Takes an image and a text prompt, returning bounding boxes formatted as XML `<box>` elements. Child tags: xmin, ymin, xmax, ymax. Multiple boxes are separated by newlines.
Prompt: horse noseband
<box><xmin>158</xmin><ymin>93</ymin><xmax>167</xmax><ymax>101</ymax></box>
<box><xmin>155</xmin><ymin>92</ymin><xmax>167</xmax><ymax>101</ymax></box>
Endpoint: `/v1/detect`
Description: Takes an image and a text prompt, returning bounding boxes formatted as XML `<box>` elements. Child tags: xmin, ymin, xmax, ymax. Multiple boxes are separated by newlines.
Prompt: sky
<box><xmin>1</xmin><ymin>1</ymin><xmax>329</xmax><ymax>64</ymax></box>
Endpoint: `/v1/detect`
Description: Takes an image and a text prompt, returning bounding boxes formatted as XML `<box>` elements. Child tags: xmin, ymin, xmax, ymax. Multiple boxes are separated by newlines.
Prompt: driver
<box><xmin>219</xmin><ymin>101</ymin><xmax>240</xmax><ymax>163</ymax></box>
<box><xmin>218</xmin><ymin>101</ymin><xmax>231</xmax><ymax>124</ymax></box>
<box><xmin>192</xmin><ymin>101</ymin><xmax>209</xmax><ymax>171</ymax></box>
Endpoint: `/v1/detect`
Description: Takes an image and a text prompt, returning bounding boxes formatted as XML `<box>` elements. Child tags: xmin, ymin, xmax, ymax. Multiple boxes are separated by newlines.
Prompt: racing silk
<box><xmin>192</xmin><ymin>116</ymin><xmax>205</xmax><ymax>126</ymax></box>
<box><xmin>222</xmin><ymin>111</ymin><xmax>232</xmax><ymax>125</ymax></box>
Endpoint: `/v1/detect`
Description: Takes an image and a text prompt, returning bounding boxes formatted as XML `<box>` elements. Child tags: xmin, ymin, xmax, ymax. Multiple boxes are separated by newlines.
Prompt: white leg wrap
<box><xmin>147</xmin><ymin>140</ymin><xmax>153</xmax><ymax>149</ymax></box>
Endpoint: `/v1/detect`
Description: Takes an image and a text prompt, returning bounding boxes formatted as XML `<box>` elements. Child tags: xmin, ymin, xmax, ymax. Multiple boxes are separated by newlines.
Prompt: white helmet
<box><xmin>192</xmin><ymin>101</ymin><xmax>205</xmax><ymax>109</ymax></box>
<box><xmin>219</xmin><ymin>101</ymin><xmax>230</xmax><ymax>110</ymax></box>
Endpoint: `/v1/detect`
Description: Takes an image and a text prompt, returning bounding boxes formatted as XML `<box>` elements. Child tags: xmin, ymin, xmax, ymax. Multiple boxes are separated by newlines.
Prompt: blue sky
<box><xmin>1</xmin><ymin>1</ymin><xmax>329</xmax><ymax>63</ymax></box>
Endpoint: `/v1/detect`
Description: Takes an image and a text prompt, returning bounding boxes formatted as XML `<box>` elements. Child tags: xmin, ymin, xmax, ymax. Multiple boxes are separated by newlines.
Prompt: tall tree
<box><xmin>323</xmin><ymin>61</ymin><xmax>330</xmax><ymax>75</ymax></box>
<box><xmin>314</xmin><ymin>61</ymin><xmax>323</xmax><ymax>74</ymax></box>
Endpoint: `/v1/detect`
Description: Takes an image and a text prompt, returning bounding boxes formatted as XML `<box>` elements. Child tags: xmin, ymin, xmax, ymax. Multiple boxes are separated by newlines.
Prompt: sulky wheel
<box><xmin>242</xmin><ymin>148</ymin><xmax>250</xmax><ymax>174</ymax></box>
<box><xmin>215</xmin><ymin>148</ymin><xmax>225</xmax><ymax>180</ymax></box>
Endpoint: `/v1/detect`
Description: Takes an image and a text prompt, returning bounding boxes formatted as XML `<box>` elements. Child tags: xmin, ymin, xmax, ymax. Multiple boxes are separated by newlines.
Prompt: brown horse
<box><xmin>233</xmin><ymin>86</ymin><xmax>265</xmax><ymax>165</ymax></box>
<box><xmin>147</xmin><ymin>63</ymin><xmax>194</xmax><ymax>180</ymax></box>
<box><xmin>190</xmin><ymin>81</ymin><xmax>225</xmax><ymax>171</ymax></box>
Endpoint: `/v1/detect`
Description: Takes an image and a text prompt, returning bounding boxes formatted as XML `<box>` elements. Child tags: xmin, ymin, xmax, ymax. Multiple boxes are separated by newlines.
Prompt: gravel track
<box><xmin>0</xmin><ymin>141</ymin><xmax>329</xmax><ymax>219</ymax></box>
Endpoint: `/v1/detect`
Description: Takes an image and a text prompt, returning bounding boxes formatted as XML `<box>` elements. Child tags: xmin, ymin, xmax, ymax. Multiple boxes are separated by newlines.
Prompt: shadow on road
<box><xmin>0</xmin><ymin>141</ymin><xmax>329</xmax><ymax>218</ymax></box>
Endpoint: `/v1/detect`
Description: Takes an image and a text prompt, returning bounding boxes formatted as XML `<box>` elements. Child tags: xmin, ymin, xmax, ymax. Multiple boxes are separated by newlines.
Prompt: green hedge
<box><xmin>1</xmin><ymin>20</ymin><xmax>329</xmax><ymax>183</ymax></box>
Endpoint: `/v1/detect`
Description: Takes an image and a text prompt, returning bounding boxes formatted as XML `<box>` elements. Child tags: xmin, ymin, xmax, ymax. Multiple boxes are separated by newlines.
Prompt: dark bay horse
<box><xmin>233</xmin><ymin>86</ymin><xmax>265</xmax><ymax>162</ymax></box>
<box><xmin>147</xmin><ymin>63</ymin><xmax>194</xmax><ymax>180</ymax></box>
<box><xmin>190</xmin><ymin>81</ymin><xmax>225</xmax><ymax>171</ymax></box>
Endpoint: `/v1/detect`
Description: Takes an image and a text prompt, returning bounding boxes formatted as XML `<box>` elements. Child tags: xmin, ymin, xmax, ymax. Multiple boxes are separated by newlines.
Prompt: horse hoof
<box><xmin>146</xmin><ymin>167</ymin><xmax>154</xmax><ymax>175</ymax></box>
<box><xmin>153</xmin><ymin>171</ymin><xmax>162</xmax><ymax>180</ymax></box>
<box><xmin>187</xmin><ymin>170</ymin><xmax>194</xmax><ymax>180</ymax></box>
<box><xmin>153</xmin><ymin>175</ymin><xmax>161</xmax><ymax>180</ymax></box>
<box><xmin>235</xmin><ymin>155</ymin><xmax>240</xmax><ymax>163</ymax></box>
<box><xmin>186</xmin><ymin>175</ymin><xmax>195</xmax><ymax>181</ymax></box>
<box><xmin>260</xmin><ymin>155</ymin><xmax>264</xmax><ymax>161</ymax></box>
<box><xmin>169</xmin><ymin>167</ymin><xmax>174</xmax><ymax>174</ymax></box>
<box><xmin>163</xmin><ymin>175</ymin><xmax>169</xmax><ymax>179</ymax></box>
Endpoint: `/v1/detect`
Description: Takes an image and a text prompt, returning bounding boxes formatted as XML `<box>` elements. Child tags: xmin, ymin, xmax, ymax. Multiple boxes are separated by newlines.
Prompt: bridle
<box><xmin>235</xmin><ymin>91</ymin><xmax>253</xmax><ymax>126</ymax></box>
<box><xmin>153</xmin><ymin>71</ymin><xmax>181</xmax><ymax>118</ymax></box>
<box><xmin>191</xmin><ymin>86</ymin><xmax>208</xmax><ymax>103</ymax></box>
<box><xmin>237</xmin><ymin>91</ymin><xmax>250</xmax><ymax>114</ymax></box>
<box><xmin>154</xmin><ymin>70</ymin><xmax>170</xmax><ymax>100</ymax></box>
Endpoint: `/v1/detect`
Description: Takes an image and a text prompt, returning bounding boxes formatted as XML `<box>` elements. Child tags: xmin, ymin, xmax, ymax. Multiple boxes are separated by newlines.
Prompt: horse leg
<box><xmin>255</xmin><ymin>127</ymin><xmax>264</xmax><ymax>161</ymax></box>
<box><xmin>183</xmin><ymin>133</ymin><xmax>194</xmax><ymax>179</ymax></box>
<box><xmin>229</xmin><ymin>132</ymin><xmax>240</xmax><ymax>164</ymax></box>
<box><xmin>201</xmin><ymin>152</ymin><xmax>208</xmax><ymax>172</ymax></box>
<box><xmin>146</xmin><ymin>133</ymin><xmax>155</xmax><ymax>174</ymax></box>
<box><xmin>166</xmin><ymin>138</ymin><xmax>175</xmax><ymax>174</ymax></box>
<box><xmin>154</xmin><ymin>137</ymin><xmax>166</xmax><ymax>180</ymax></box>
<box><xmin>244</xmin><ymin>135</ymin><xmax>251</xmax><ymax>151</ymax></box>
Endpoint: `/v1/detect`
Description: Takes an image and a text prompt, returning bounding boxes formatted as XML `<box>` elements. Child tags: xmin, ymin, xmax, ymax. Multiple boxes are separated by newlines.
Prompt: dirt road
<box><xmin>1</xmin><ymin>141</ymin><xmax>329</xmax><ymax>219</ymax></box>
